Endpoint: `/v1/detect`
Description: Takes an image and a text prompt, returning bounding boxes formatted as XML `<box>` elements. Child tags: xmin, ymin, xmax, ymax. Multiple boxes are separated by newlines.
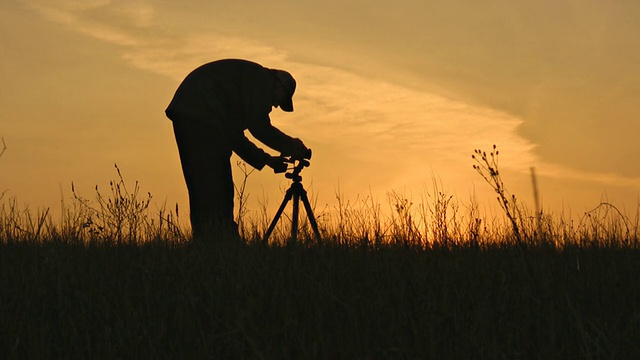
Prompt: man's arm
<box><xmin>249</xmin><ymin>119</ymin><xmax>307</xmax><ymax>157</ymax></box>
<box><xmin>232</xmin><ymin>132</ymin><xmax>271</xmax><ymax>170</ymax></box>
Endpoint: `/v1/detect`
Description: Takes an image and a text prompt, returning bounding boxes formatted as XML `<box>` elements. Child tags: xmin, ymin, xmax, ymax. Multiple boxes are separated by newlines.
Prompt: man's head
<box><xmin>272</xmin><ymin>69</ymin><xmax>296</xmax><ymax>112</ymax></box>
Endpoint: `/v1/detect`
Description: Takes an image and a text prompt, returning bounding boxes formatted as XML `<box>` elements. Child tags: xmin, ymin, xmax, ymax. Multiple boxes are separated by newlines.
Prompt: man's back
<box><xmin>165</xmin><ymin>59</ymin><xmax>273</xmax><ymax>131</ymax></box>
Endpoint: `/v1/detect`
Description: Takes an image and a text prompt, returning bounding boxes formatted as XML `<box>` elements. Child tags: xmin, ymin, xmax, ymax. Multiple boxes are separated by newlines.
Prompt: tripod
<box><xmin>262</xmin><ymin>158</ymin><xmax>321</xmax><ymax>245</ymax></box>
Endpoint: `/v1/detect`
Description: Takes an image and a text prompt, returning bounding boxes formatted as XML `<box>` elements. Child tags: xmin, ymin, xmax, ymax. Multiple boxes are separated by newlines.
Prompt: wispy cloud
<box><xmin>122</xmin><ymin>33</ymin><xmax>289</xmax><ymax>81</ymax></box>
<box><xmin>23</xmin><ymin>0</ymin><xmax>149</xmax><ymax>46</ymax></box>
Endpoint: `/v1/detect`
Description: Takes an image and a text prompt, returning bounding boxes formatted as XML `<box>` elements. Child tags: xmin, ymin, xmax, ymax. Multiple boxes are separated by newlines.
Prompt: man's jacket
<box><xmin>166</xmin><ymin>59</ymin><xmax>299</xmax><ymax>169</ymax></box>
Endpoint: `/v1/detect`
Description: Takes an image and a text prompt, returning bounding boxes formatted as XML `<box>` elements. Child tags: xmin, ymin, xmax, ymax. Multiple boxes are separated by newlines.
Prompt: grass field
<box><xmin>2</xmin><ymin>150</ymin><xmax>640</xmax><ymax>358</ymax></box>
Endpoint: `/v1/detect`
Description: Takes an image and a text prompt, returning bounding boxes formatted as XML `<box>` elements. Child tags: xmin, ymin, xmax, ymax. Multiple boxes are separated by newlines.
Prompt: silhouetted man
<box><xmin>166</xmin><ymin>59</ymin><xmax>310</xmax><ymax>242</ymax></box>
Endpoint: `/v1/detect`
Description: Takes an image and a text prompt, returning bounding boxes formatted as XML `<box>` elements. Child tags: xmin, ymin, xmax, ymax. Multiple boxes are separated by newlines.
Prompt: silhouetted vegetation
<box><xmin>1</xmin><ymin>149</ymin><xmax>639</xmax><ymax>358</ymax></box>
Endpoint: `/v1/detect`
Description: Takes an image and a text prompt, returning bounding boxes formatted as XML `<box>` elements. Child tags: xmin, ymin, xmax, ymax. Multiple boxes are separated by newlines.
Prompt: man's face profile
<box><xmin>273</xmin><ymin>80</ymin><xmax>290</xmax><ymax>110</ymax></box>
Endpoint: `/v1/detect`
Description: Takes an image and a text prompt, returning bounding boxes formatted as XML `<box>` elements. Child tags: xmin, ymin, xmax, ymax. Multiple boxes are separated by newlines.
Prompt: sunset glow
<box><xmin>2</xmin><ymin>0</ymin><xmax>640</xmax><ymax>222</ymax></box>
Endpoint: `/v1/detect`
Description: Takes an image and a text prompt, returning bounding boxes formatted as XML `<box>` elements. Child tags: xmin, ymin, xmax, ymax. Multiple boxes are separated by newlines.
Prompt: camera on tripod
<box><xmin>276</xmin><ymin>148</ymin><xmax>312</xmax><ymax>177</ymax></box>
<box><xmin>295</xmin><ymin>148</ymin><xmax>312</xmax><ymax>161</ymax></box>
<box><xmin>263</xmin><ymin>147</ymin><xmax>321</xmax><ymax>244</ymax></box>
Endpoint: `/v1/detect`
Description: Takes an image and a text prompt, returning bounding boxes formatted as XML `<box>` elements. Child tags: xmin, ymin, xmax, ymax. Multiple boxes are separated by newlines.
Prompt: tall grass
<box><xmin>1</xmin><ymin>164</ymin><xmax>186</xmax><ymax>246</ymax></box>
<box><xmin>2</xmin><ymin>150</ymin><xmax>638</xmax><ymax>250</ymax></box>
<box><xmin>1</xmin><ymin>148</ymin><xmax>640</xmax><ymax>358</ymax></box>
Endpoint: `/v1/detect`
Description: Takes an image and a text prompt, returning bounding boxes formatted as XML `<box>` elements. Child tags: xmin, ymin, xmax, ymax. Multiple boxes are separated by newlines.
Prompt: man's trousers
<box><xmin>172</xmin><ymin>118</ymin><xmax>239</xmax><ymax>241</ymax></box>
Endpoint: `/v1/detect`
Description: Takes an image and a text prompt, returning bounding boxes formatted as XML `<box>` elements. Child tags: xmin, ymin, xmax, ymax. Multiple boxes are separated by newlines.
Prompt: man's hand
<box><xmin>289</xmin><ymin>138</ymin><xmax>311</xmax><ymax>160</ymax></box>
<box><xmin>266</xmin><ymin>155</ymin><xmax>288</xmax><ymax>173</ymax></box>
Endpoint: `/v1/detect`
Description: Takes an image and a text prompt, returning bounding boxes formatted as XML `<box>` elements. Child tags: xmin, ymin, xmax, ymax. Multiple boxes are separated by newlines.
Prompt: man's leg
<box><xmin>172</xmin><ymin>119</ymin><xmax>239</xmax><ymax>242</ymax></box>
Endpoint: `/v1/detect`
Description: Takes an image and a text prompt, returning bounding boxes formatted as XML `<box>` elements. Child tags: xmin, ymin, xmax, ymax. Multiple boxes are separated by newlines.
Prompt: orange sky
<box><xmin>2</xmin><ymin>0</ymin><xmax>640</xmax><ymax>224</ymax></box>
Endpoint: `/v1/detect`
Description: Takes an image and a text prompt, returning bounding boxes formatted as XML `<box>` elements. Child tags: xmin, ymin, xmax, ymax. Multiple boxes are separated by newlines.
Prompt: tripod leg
<box><xmin>263</xmin><ymin>189</ymin><xmax>293</xmax><ymax>245</ymax></box>
<box><xmin>300</xmin><ymin>191</ymin><xmax>322</xmax><ymax>242</ymax></box>
<box><xmin>291</xmin><ymin>192</ymin><xmax>300</xmax><ymax>243</ymax></box>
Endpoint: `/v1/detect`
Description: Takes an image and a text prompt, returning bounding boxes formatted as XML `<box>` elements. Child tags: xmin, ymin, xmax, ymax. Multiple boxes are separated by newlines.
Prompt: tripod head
<box><xmin>279</xmin><ymin>149</ymin><xmax>311</xmax><ymax>182</ymax></box>
<box><xmin>285</xmin><ymin>158</ymin><xmax>309</xmax><ymax>182</ymax></box>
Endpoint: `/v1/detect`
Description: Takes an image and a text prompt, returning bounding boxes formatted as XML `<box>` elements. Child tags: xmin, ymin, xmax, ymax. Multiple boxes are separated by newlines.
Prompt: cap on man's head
<box><xmin>273</xmin><ymin>69</ymin><xmax>296</xmax><ymax>112</ymax></box>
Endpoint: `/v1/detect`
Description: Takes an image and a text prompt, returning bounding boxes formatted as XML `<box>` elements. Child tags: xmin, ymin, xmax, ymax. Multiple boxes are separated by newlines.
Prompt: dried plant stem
<box><xmin>0</xmin><ymin>137</ymin><xmax>6</xmax><ymax>158</ymax></box>
<box><xmin>472</xmin><ymin>145</ymin><xmax>523</xmax><ymax>245</ymax></box>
